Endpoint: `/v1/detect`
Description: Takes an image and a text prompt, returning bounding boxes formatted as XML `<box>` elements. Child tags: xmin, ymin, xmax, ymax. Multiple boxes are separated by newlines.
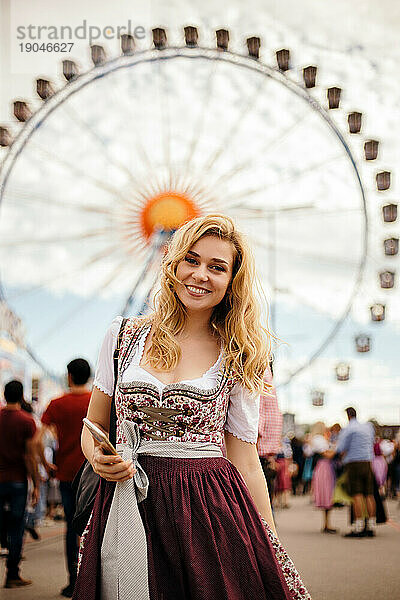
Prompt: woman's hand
<box><xmin>92</xmin><ymin>444</ymin><xmax>136</xmax><ymax>482</ymax></box>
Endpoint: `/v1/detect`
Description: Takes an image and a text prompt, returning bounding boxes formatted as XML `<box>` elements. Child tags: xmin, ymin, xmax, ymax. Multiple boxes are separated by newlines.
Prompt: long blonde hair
<box><xmin>145</xmin><ymin>214</ymin><xmax>272</xmax><ymax>395</ymax></box>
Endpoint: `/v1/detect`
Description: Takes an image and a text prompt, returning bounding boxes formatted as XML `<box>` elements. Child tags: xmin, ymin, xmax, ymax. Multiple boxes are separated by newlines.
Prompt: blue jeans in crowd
<box><xmin>59</xmin><ymin>481</ymin><xmax>79</xmax><ymax>586</ymax></box>
<box><xmin>25</xmin><ymin>481</ymin><xmax>47</xmax><ymax>529</ymax></box>
<box><xmin>0</xmin><ymin>481</ymin><xmax>28</xmax><ymax>579</ymax></box>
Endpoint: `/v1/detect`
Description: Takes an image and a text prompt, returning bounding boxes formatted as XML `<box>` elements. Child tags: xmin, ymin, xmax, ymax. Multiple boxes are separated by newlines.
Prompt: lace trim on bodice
<box><xmin>121</xmin><ymin>322</ymin><xmax>225</xmax><ymax>392</ymax></box>
<box><xmin>119</xmin><ymin>362</ymin><xmax>230</xmax><ymax>401</ymax></box>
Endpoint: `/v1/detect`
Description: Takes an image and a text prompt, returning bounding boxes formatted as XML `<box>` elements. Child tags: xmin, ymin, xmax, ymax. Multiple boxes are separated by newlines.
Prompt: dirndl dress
<box><xmin>275</xmin><ymin>457</ymin><xmax>292</xmax><ymax>492</ymax></box>
<box><xmin>372</xmin><ymin>443</ymin><xmax>388</xmax><ymax>487</ymax></box>
<box><xmin>312</xmin><ymin>458</ymin><xmax>335</xmax><ymax>510</ymax></box>
<box><xmin>73</xmin><ymin>317</ymin><xmax>311</xmax><ymax>600</ymax></box>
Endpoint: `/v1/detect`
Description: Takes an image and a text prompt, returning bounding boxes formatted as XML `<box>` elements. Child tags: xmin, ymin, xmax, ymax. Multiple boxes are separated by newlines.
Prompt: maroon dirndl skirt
<box><xmin>73</xmin><ymin>455</ymin><xmax>309</xmax><ymax>600</ymax></box>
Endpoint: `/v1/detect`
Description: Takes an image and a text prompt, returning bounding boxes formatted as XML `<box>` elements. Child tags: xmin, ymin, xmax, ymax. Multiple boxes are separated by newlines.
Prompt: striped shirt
<box><xmin>257</xmin><ymin>371</ymin><xmax>283</xmax><ymax>457</ymax></box>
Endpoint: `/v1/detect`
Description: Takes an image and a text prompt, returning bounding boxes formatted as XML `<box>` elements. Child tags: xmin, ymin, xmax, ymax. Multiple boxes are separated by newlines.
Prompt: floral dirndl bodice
<box><xmin>114</xmin><ymin>318</ymin><xmax>237</xmax><ymax>446</ymax></box>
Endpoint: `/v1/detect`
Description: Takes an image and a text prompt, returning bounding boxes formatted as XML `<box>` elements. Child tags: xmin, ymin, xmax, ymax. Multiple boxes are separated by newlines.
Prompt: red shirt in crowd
<box><xmin>0</xmin><ymin>408</ymin><xmax>36</xmax><ymax>482</ymax></box>
<box><xmin>41</xmin><ymin>392</ymin><xmax>91</xmax><ymax>482</ymax></box>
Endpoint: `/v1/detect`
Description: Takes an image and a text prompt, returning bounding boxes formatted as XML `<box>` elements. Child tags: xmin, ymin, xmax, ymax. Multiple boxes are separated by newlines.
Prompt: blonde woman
<box><xmin>73</xmin><ymin>215</ymin><xmax>310</xmax><ymax>600</ymax></box>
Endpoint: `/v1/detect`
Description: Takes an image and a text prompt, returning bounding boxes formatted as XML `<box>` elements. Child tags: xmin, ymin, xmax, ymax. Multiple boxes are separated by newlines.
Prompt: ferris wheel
<box><xmin>0</xmin><ymin>27</ymin><xmax>395</xmax><ymax>388</ymax></box>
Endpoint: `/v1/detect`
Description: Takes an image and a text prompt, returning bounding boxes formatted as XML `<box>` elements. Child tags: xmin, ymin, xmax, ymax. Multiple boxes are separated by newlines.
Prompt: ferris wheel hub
<box><xmin>140</xmin><ymin>190</ymin><xmax>199</xmax><ymax>239</ymax></box>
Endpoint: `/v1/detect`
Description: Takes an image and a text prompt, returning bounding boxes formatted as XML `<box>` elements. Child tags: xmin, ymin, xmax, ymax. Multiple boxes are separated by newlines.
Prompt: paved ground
<box><xmin>1</xmin><ymin>496</ymin><xmax>399</xmax><ymax>599</ymax></box>
<box><xmin>275</xmin><ymin>495</ymin><xmax>400</xmax><ymax>600</ymax></box>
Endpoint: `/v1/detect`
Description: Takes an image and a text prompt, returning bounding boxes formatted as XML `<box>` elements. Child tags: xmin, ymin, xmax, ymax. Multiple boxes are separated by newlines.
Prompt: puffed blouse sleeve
<box><xmin>93</xmin><ymin>316</ymin><xmax>123</xmax><ymax>397</ymax></box>
<box><xmin>224</xmin><ymin>383</ymin><xmax>260</xmax><ymax>444</ymax></box>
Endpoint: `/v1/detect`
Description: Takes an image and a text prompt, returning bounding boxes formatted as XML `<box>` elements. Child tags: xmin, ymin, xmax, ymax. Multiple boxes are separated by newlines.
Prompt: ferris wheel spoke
<box><xmin>227</xmin><ymin>153</ymin><xmax>344</xmax><ymax>205</ymax></box>
<box><xmin>178</xmin><ymin>176</ymin><xmax>207</xmax><ymax>200</ymax></box>
<box><xmin>30</xmin><ymin>142</ymin><xmax>129</xmax><ymax>202</ymax></box>
<box><xmin>138</xmin><ymin>266</ymin><xmax>161</xmax><ymax>316</ymax></box>
<box><xmin>5</xmin><ymin>187</ymin><xmax>113</xmax><ymax>216</ymax></box>
<box><xmin>33</xmin><ymin>258</ymin><xmax>128</xmax><ymax>347</ymax></box>
<box><xmin>210</xmin><ymin>111</ymin><xmax>310</xmax><ymax>190</ymax></box>
<box><xmin>107</xmin><ymin>78</ymin><xmax>157</xmax><ymax>177</ymax></box>
<box><xmin>230</xmin><ymin>204</ymin><xmax>363</xmax><ymax>220</ymax></box>
<box><xmin>5</xmin><ymin>244</ymin><xmax>123</xmax><ymax>301</ymax></box>
<box><xmin>182</xmin><ymin>58</ymin><xmax>219</xmax><ymax>176</ymax></box>
<box><xmin>254</xmin><ymin>236</ymin><xmax>361</xmax><ymax>269</ymax></box>
<box><xmin>254</xmin><ymin>231</ymin><xmax>361</xmax><ymax>267</ymax></box>
<box><xmin>274</xmin><ymin>286</ymin><xmax>340</xmax><ymax>320</ymax></box>
<box><xmin>124</xmin><ymin>187</ymin><xmax>158</xmax><ymax>210</ymax></box>
<box><xmin>120</xmin><ymin>259</ymin><xmax>153</xmax><ymax>316</ymax></box>
<box><xmin>263</xmin><ymin>153</ymin><xmax>345</xmax><ymax>192</ymax></box>
<box><xmin>120</xmin><ymin>233</ymin><xmax>165</xmax><ymax>316</ymax></box>
<box><xmin>60</xmin><ymin>104</ymin><xmax>142</xmax><ymax>189</ymax></box>
<box><xmin>290</xmin><ymin>206</ymin><xmax>364</xmax><ymax>219</ymax></box>
<box><xmin>156</xmin><ymin>59</ymin><xmax>172</xmax><ymax>183</ymax></box>
<box><xmin>260</xmin><ymin>110</ymin><xmax>310</xmax><ymax>157</ymax></box>
<box><xmin>121</xmin><ymin>237</ymin><xmax>147</xmax><ymax>255</ymax></box>
<box><xmin>230</xmin><ymin>204</ymin><xmax>315</xmax><ymax>218</ymax></box>
<box><xmin>0</xmin><ymin>227</ymin><xmax>114</xmax><ymax>247</ymax></box>
<box><xmin>198</xmin><ymin>76</ymin><xmax>268</xmax><ymax>177</ymax></box>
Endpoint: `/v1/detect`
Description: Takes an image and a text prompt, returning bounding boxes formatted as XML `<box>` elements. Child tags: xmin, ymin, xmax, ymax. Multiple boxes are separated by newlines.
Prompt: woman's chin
<box><xmin>179</xmin><ymin>294</ymin><xmax>218</xmax><ymax>313</ymax></box>
<box><xmin>182</xmin><ymin>299</ymin><xmax>212</xmax><ymax>312</ymax></box>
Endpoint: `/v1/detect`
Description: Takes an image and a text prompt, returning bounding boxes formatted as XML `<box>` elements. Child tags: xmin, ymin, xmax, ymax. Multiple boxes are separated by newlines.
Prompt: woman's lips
<box><xmin>185</xmin><ymin>285</ymin><xmax>212</xmax><ymax>297</ymax></box>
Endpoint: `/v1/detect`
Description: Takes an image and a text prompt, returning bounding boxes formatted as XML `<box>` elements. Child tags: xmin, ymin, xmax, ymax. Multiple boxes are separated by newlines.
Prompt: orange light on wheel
<box><xmin>140</xmin><ymin>191</ymin><xmax>200</xmax><ymax>240</ymax></box>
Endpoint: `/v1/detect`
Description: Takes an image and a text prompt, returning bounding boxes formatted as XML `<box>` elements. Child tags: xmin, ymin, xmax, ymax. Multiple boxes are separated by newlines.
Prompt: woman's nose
<box><xmin>192</xmin><ymin>265</ymin><xmax>208</xmax><ymax>281</ymax></box>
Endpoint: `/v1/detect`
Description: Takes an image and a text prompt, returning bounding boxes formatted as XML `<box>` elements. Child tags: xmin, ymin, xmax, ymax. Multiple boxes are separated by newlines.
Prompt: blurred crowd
<box><xmin>261</xmin><ymin>423</ymin><xmax>400</xmax><ymax>503</ymax></box>
<box><xmin>0</xmin><ymin>360</ymin><xmax>91</xmax><ymax>594</ymax></box>
<box><xmin>257</xmin><ymin>392</ymin><xmax>400</xmax><ymax>537</ymax></box>
<box><xmin>0</xmin><ymin>360</ymin><xmax>399</xmax><ymax>593</ymax></box>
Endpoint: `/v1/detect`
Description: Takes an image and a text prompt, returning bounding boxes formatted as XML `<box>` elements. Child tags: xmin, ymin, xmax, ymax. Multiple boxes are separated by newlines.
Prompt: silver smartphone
<box><xmin>82</xmin><ymin>418</ymin><xmax>118</xmax><ymax>456</ymax></box>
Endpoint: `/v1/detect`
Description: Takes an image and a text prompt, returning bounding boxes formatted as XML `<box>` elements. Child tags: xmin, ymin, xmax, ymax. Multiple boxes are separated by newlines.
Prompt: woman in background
<box><xmin>275</xmin><ymin>437</ymin><xmax>293</xmax><ymax>509</ymax></box>
<box><xmin>311</xmin><ymin>422</ymin><xmax>337</xmax><ymax>533</ymax></box>
<box><xmin>301</xmin><ymin>434</ymin><xmax>314</xmax><ymax>495</ymax></box>
<box><xmin>372</xmin><ymin>439</ymin><xmax>388</xmax><ymax>496</ymax></box>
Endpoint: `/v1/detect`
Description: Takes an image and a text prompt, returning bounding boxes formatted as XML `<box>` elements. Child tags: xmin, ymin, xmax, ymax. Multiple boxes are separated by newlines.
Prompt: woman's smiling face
<box><xmin>175</xmin><ymin>235</ymin><xmax>234</xmax><ymax>314</ymax></box>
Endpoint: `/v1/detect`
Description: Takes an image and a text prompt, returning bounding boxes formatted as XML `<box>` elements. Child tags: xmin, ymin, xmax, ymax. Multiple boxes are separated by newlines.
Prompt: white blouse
<box><xmin>93</xmin><ymin>317</ymin><xmax>260</xmax><ymax>444</ymax></box>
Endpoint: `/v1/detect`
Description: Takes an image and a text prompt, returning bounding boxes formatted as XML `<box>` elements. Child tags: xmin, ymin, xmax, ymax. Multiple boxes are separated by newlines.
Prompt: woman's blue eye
<box><xmin>185</xmin><ymin>257</ymin><xmax>197</xmax><ymax>264</ymax></box>
<box><xmin>211</xmin><ymin>265</ymin><xmax>226</xmax><ymax>272</ymax></box>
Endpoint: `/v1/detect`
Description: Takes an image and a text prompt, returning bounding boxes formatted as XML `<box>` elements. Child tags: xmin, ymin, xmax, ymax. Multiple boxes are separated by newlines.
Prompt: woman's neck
<box><xmin>181</xmin><ymin>309</ymin><xmax>214</xmax><ymax>339</ymax></box>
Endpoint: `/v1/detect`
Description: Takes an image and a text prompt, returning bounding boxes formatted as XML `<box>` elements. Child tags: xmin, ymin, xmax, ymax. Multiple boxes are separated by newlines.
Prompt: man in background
<box><xmin>0</xmin><ymin>380</ymin><xmax>38</xmax><ymax>588</ymax></box>
<box><xmin>41</xmin><ymin>359</ymin><xmax>91</xmax><ymax>598</ymax></box>
<box><xmin>337</xmin><ymin>406</ymin><xmax>376</xmax><ymax>537</ymax></box>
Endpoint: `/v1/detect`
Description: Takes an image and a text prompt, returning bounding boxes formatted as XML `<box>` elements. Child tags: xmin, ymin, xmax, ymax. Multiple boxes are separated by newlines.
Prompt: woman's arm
<box><xmin>224</xmin><ymin>431</ymin><xmax>277</xmax><ymax>536</ymax></box>
<box><xmin>82</xmin><ymin>387</ymin><xmax>135</xmax><ymax>483</ymax></box>
<box><xmin>25</xmin><ymin>437</ymin><xmax>40</xmax><ymax>505</ymax></box>
<box><xmin>81</xmin><ymin>387</ymin><xmax>112</xmax><ymax>462</ymax></box>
